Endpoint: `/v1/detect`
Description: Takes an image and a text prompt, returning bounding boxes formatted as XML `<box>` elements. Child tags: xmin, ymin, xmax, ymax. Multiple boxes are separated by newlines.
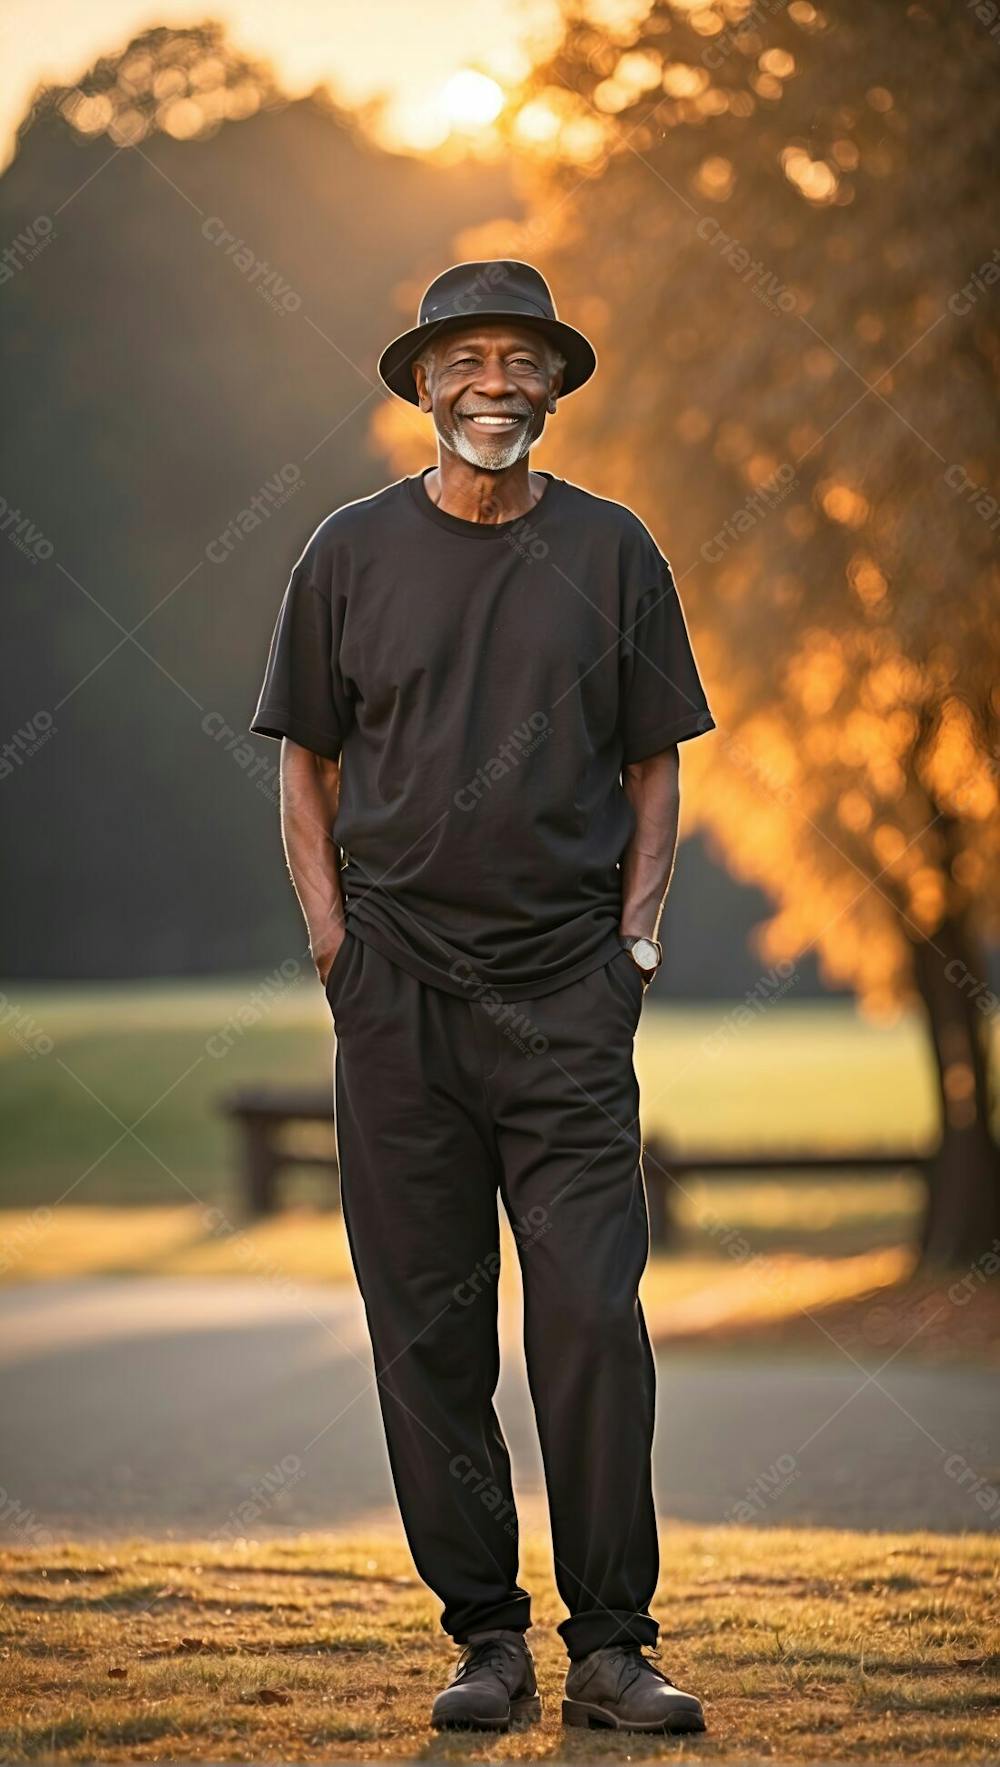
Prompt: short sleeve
<box><xmin>250</xmin><ymin>542</ymin><xmax>352</xmax><ymax>761</ymax></box>
<box><xmin>620</xmin><ymin>564</ymin><xmax>715</xmax><ymax>763</ymax></box>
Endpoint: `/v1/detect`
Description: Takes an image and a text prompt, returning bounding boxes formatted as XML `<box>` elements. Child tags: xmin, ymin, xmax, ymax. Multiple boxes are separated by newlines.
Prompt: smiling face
<box><xmin>412</xmin><ymin>323</ymin><xmax>564</xmax><ymax>471</ymax></box>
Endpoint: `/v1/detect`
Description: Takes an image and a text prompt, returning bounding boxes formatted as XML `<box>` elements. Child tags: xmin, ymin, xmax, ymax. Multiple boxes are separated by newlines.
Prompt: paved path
<box><xmin>1</xmin><ymin>1278</ymin><xmax>996</xmax><ymax>1542</ymax></box>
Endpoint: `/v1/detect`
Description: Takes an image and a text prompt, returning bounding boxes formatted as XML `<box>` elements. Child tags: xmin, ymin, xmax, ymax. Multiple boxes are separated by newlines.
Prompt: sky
<box><xmin>1</xmin><ymin>0</ymin><xmax>573</xmax><ymax>163</ymax></box>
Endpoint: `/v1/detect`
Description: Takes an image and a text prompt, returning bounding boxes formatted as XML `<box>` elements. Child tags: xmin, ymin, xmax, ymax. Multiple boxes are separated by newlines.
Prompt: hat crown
<box><xmin>418</xmin><ymin>260</ymin><xmax>558</xmax><ymax>326</ymax></box>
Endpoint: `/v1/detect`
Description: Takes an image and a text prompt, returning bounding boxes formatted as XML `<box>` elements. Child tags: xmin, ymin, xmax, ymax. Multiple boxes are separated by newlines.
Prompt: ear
<box><xmin>547</xmin><ymin>362</ymin><xmax>563</xmax><ymax>411</ymax></box>
<box><xmin>412</xmin><ymin>359</ymin><xmax>432</xmax><ymax>412</ymax></box>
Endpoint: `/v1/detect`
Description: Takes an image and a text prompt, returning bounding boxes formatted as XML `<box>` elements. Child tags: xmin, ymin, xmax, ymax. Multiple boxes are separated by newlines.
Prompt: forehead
<box><xmin>435</xmin><ymin>322</ymin><xmax>547</xmax><ymax>357</ymax></box>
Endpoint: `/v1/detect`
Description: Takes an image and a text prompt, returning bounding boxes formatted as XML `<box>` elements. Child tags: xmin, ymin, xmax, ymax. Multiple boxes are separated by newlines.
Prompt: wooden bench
<box><xmin>222</xmin><ymin>1087</ymin><xmax>339</xmax><ymax>1216</ymax></box>
<box><xmin>222</xmin><ymin>1087</ymin><xmax>931</xmax><ymax>1247</ymax></box>
<box><xmin>641</xmin><ymin>1139</ymin><xmax>931</xmax><ymax>1249</ymax></box>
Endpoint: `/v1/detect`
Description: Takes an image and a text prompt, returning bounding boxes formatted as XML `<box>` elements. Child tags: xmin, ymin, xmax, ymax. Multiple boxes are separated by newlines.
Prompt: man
<box><xmin>251</xmin><ymin>260</ymin><xmax>714</xmax><ymax>1734</ymax></box>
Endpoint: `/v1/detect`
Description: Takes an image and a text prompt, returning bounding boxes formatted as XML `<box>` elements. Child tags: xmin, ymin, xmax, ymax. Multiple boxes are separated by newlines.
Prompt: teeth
<box><xmin>466</xmin><ymin>415</ymin><xmax>521</xmax><ymax>425</ymax></box>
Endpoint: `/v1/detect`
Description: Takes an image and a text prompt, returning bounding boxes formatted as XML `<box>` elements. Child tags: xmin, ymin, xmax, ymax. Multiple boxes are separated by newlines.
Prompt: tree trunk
<box><xmin>911</xmin><ymin>911</ymin><xmax>1000</xmax><ymax>1268</ymax></box>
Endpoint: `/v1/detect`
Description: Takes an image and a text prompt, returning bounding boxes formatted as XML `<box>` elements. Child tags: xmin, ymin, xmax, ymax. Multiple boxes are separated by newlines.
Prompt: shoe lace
<box><xmin>455</xmin><ymin>1638</ymin><xmax>511</xmax><ymax>1683</ymax></box>
<box><xmin>606</xmin><ymin>1644</ymin><xmax>673</xmax><ymax>1698</ymax></box>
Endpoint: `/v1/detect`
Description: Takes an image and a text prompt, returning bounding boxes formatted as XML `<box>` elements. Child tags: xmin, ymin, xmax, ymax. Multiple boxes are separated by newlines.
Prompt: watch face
<box><xmin>630</xmin><ymin>937</ymin><xmax>660</xmax><ymax>972</ymax></box>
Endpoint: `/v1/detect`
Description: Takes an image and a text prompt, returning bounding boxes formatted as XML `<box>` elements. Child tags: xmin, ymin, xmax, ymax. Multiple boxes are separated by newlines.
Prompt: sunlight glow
<box><xmin>440</xmin><ymin>68</ymin><xmax>504</xmax><ymax>129</ymax></box>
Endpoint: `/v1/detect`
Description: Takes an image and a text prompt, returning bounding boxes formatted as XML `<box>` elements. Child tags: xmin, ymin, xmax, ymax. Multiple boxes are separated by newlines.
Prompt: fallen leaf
<box><xmin>179</xmin><ymin>1637</ymin><xmax>208</xmax><ymax>1653</ymax></box>
<box><xmin>107</xmin><ymin>1666</ymin><xmax>128</xmax><ymax>1680</ymax></box>
<box><xmin>257</xmin><ymin>1687</ymin><xmax>292</xmax><ymax>1706</ymax></box>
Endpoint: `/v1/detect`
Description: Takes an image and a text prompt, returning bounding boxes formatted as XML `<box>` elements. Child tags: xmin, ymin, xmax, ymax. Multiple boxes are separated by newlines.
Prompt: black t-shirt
<box><xmin>251</xmin><ymin>469</ymin><xmax>714</xmax><ymax>1001</ymax></box>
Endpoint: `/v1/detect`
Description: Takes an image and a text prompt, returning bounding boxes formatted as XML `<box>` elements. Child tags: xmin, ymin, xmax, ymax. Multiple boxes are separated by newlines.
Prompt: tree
<box><xmin>502</xmin><ymin>0</ymin><xmax>1000</xmax><ymax>1263</ymax></box>
<box><xmin>1</xmin><ymin>24</ymin><xmax>516</xmax><ymax>978</ymax></box>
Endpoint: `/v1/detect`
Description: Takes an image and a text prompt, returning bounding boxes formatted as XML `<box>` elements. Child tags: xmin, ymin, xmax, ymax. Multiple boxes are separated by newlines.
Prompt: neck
<box><xmin>426</xmin><ymin>453</ymin><xmax>544</xmax><ymax>524</ymax></box>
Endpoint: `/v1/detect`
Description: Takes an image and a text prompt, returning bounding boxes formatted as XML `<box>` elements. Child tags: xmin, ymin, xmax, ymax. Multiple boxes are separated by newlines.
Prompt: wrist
<box><xmin>621</xmin><ymin>933</ymin><xmax>662</xmax><ymax>982</ymax></box>
<box><xmin>312</xmin><ymin>917</ymin><xmax>346</xmax><ymax>969</ymax></box>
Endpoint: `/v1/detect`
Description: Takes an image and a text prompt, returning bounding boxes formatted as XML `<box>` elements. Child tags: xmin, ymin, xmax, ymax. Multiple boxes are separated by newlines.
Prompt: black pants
<box><xmin>326</xmin><ymin>931</ymin><xmax>659</xmax><ymax>1660</ymax></box>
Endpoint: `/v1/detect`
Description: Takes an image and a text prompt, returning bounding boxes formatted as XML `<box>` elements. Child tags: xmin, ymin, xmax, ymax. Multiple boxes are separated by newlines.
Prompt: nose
<box><xmin>471</xmin><ymin>353</ymin><xmax>518</xmax><ymax>399</ymax></box>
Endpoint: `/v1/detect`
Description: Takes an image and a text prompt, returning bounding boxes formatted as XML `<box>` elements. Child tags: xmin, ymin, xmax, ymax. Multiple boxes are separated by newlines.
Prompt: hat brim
<box><xmin>377</xmin><ymin>311</ymin><xmax>597</xmax><ymax>404</ymax></box>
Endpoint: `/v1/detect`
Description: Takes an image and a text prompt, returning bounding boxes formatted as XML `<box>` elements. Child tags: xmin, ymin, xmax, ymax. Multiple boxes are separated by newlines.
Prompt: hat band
<box><xmin>420</xmin><ymin>292</ymin><xmax>555</xmax><ymax>325</ymax></box>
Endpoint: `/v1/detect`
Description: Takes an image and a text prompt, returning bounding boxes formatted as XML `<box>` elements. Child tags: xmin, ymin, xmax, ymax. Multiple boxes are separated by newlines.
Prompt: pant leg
<box><xmin>329</xmin><ymin>932</ymin><xmax>530</xmax><ymax>1641</ymax></box>
<box><xmin>487</xmin><ymin>951</ymin><xmax>659</xmax><ymax>1659</ymax></box>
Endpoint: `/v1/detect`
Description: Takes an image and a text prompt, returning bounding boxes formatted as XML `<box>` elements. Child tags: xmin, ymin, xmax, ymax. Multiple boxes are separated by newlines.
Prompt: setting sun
<box><xmin>440</xmin><ymin>67</ymin><xmax>504</xmax><ymax>129</ymax></box>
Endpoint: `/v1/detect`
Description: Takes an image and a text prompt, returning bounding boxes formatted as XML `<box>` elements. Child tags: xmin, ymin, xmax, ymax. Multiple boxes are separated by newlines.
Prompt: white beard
<box><xmin>438</xmin><ymin>416</ymin><xmax>534</xmax><ymax>472</ymax></box>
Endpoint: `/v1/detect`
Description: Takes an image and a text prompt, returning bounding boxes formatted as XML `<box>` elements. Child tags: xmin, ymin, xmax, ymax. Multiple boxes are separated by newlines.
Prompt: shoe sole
<box><xmin>563</xmin><ymin>1698</ymin><xmax>705</xmax><ymax>1734</ymax></box>
<box><xmin>433</xmin><ymin>1695</ymin><xmax>541</xmax><ymax>1732</ymax></box>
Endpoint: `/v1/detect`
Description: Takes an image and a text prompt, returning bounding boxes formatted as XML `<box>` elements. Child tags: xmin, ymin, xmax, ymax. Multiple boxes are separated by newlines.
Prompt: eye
<box><xmin>510</xmin><ymin>357</ymin><xmax>539</xmax><ymax>368</ymax></box>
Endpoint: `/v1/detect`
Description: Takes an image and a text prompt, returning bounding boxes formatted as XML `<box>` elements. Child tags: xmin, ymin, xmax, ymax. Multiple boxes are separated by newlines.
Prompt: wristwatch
<box><xmin>622</xmin><ymin>934</ymin><xmax>662</xmax><ymax>983</ymax></box>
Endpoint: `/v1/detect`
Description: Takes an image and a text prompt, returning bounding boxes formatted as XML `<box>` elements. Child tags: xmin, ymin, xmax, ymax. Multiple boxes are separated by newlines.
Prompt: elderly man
<box><xmin>251</xmin><ymin>260</ymin><xmax>714</xmax><ymax>1734</ymax></box>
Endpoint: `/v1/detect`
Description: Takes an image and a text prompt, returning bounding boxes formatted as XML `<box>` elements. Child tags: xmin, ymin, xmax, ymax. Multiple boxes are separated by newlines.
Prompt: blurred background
<box><xmin>1</xmin><ymin>0</ymin><xmax>999</xmax><ymax>1556</ymax></box>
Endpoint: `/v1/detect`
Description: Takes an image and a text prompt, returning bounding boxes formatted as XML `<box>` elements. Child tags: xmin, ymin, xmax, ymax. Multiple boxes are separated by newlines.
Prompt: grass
<box><xmin>1</xmin><ymin>1524</ymin><xmax>998</xmax><ymax>1762</ymax></box>
<box><xmin>0</xmin><ymin>982</ymin><xmax>944</xmax><ymax>1211</ymax></box>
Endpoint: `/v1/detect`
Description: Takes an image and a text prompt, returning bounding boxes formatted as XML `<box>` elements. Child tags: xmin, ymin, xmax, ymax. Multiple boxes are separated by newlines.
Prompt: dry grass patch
<box><xmin>1</xmin><ymin>1525</ymin><xmax>998</xmax><ymax>1761</ymax></box>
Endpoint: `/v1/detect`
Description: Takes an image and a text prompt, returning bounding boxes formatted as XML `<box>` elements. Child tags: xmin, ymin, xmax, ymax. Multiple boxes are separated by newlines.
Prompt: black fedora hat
<box><xmin>378</xmin><ymin>259</ymin><xmax>597</xmax><ymax>404</ymax></box>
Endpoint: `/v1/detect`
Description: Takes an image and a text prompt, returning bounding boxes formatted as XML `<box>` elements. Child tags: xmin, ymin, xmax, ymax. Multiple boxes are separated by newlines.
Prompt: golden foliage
<box><xmin>502</xmin><ymin>0</ymin><xmax>1000</xmax><ymax>1010</ymax></box>
<box><xmin>22</xmin><ymin>23</ymin><xmax>281</xmax><ymax>150</ymax></box>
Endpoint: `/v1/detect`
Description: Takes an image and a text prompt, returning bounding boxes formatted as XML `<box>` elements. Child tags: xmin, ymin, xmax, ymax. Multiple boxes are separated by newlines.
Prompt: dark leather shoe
<box><xmin>431</xmin><ymin>1629</ymin><xmax>541</xmax><ymax>1731</ymax></box>
<box><xmin>563</xmin><ymin>1645</ymin><xmax>705</xmax><ymax>1733</ymax></box>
